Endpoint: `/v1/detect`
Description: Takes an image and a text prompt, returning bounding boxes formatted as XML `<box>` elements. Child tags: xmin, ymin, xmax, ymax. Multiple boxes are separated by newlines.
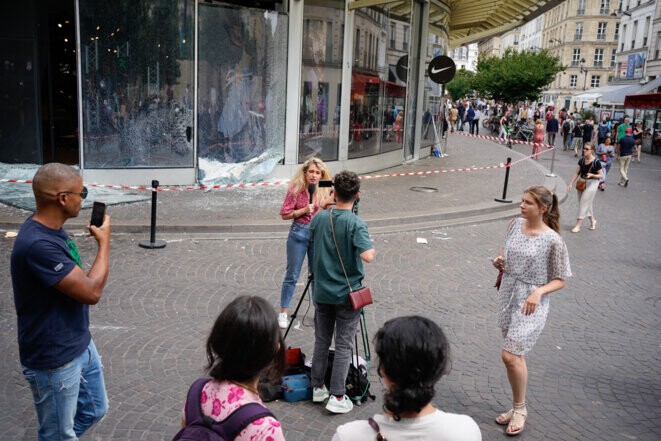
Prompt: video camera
<box><xmin>317</xmin><ymin>180</ymin><xmax>360</xmax><ymax>215</ymax></box>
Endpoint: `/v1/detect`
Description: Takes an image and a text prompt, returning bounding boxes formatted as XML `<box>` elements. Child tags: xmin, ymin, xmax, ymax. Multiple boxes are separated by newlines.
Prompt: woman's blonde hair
<box><xmin>290</xmin><ymin>158</ymin><xmax>332</xmax><ymax>201</ymax></box>
<box><xmin>524</xmin><ymin>185</ymin><xmax>560</xmax><ymax>233</ymax></box>
<box><xmin>535</xmin><ymin>119</ymin><xmax>542</xmax><ymax>125</ymax></box>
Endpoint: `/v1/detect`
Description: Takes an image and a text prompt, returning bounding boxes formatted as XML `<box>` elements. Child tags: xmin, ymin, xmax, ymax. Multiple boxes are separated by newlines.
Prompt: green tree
<box><xmin>445</xmin><ymin>68</ymin><xmax>475</xmax><ymax>100</ymax></box>
<box><xmin>472</xmin><ymin>48</ymin><xmax>564</xmax><ymax>104</ymax></box>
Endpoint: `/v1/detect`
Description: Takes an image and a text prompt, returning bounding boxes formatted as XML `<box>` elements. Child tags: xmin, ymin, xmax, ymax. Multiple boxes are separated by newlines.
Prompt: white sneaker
<box><xmin>278</xmin><ymin>313</ymin><xmax>288</xmax><ymax>329</ymax></box>
<box><xmin>312</xmin><ymin>385</ymin><xmax>330</xmax><ymax>403</ymax></box>
<box><xmin>325</xmin><ymin>395</ymin><xmax>353</xmax><ymax>414</ymax></box>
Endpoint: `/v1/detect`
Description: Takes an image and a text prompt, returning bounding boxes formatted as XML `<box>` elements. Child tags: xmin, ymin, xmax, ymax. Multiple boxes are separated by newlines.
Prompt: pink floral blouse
<box><xmin>279</xmin><ymin>187</ymin><xmax>321</xmax><ymax>224</ymax></box>
<box><xmin>183</xmin><ymin>380</ymin><xmax>285</xmax><ymax>441</ymax></box>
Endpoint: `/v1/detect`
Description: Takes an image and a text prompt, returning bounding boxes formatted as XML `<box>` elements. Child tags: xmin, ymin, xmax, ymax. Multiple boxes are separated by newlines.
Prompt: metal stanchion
<box><xmin>546</xmin><ymin>143</ymin><xmax>557</xmax><ymax>177</ymax></box>
<box><xmin>495</xmin><ymin>157</ymin><xmax>513</xmax><ymax>203</ymax></box>
<box><xmin>139</xmin><ymin>180</ymin><xmax>166</xmax><ymax>249</ymax></box>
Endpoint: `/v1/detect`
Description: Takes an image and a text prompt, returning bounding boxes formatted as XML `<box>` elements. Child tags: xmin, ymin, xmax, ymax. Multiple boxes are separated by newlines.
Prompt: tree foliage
<box><xmin>472</xmin><ymin>48</ymin><xmax>564</xmax><ymax>103</ymax></box>
<box><xmin>445</xmin><ymin>68</ymin><xmax>475</xmax><ymax>100</ymax></box>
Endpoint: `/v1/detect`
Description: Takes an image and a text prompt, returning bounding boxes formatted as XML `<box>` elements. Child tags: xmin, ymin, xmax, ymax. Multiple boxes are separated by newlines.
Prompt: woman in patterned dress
<box><xmin>492</xmin><ymin>186</ymin><xmax>572</xmax><ymax>436</ymax></box>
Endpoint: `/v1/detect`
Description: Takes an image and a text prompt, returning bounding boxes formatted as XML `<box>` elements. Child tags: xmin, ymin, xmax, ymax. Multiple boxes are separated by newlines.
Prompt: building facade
<box><xmin>520</xmin><ymin>15</ymin><xmax>545</xmax><ymax>51</ymax></box>
<box><xmin>613</xmin><ymin>0</ymin><xmax>656</xmax><ymax>83</ymax></box>
<box><xmin>448</xmin><ymin>43</ymin><xmax>479</xmax><ymax>71</ymax></box>
<box><xmin>541</xmin><ymin>0</ymin><xmax>619</xmax><ymax>110</ymax></box>
<box><xmin>645</xmin><ymin>0</ymin><xmax>661</xmax><ymax>80</ymax></box>
<box><xmin>478</xmin><ymin>36</ymin><xmax>501</xmax><ymax>58</ymax></box>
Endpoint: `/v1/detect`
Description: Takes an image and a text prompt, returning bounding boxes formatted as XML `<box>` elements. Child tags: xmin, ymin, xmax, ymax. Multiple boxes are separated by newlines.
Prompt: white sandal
<box><xmin>505</xmin><ymin>401</ymin><xmax>527</xmax><ymax>436</ymax></box>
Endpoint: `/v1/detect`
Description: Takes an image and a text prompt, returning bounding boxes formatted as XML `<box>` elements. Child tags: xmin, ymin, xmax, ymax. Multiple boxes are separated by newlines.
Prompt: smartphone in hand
<box><xmin>90</xmin><ymin>202</ymin><xmax>106</xmax><ymax>228</ymax></box>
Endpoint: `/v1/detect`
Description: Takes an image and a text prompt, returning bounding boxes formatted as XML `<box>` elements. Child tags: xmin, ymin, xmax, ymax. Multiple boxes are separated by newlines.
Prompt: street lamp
<box><xmin>579</xmin><ymin>58</ymin><xmax>589</xmax><ymax>90</ymax></box>
<box><xmin>549</xmin><ymin>38</ymin><xmax>562</xmax><ymax>44</ymax></box>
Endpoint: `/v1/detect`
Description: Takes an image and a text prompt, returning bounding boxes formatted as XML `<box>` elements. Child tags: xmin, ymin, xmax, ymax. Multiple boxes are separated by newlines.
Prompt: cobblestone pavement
<box><xmin>0</xmin><ymin>137</ymin><xmax>659</xmax><ymax>440</ymax></box>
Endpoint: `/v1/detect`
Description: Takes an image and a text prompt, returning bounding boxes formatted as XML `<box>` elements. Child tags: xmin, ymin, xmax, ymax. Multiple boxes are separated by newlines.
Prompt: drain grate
<box><xmin>409</xmin><ymin>186</ymin><xmax>438</xmax><ymax>193</ymax></box>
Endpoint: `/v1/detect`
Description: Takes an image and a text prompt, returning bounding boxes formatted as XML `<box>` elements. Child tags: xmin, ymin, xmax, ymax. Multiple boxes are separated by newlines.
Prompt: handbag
<box><xmin>576</xmin><ymin>159</ymin><xmax>594</xmax><ymax>191</ymax></box>
<box><xmin>329</xmin><ymin>208</ymin><xmax>373</xmax><ymax>310</ymax></box>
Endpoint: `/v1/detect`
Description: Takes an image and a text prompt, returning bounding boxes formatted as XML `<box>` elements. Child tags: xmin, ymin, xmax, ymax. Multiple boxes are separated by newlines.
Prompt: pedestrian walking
<box><xmin>546</xmin><ymin>114</ymin><xmax>559</xmax><ymax>146</ymax></box>
<box><xmin>449</xmin><ymin>105</ymin><xmax>458</xmax><ymax>133</ymax></box>
<box><xmin>11</xmin><ymin>163</ymin><xmax>110</xmax><ymax>440</ymax></box>
<box><xmin>597</xmin><ymin>119</ymin><xmax>610</xmax><ymax>145</ymax></box>
<box><xmin>567</xmin><ymin>142</ymin><xmax>603</xmax><ymax>232</ymax></box>
<box><xmin>278</xmin><ymin>158</ymin><xmax>333</xmax><ymax>329</ymax></box>
<box><xmin>457</xmin><ymin>102</ymin><xmax>466</xmax><ymax>131</ymax></box>
<box><xmin>472</xmin><ymin>104</ymin><xmax>481</xmax><ymax>135</ymax></box>
<box><xmin>332</xmin><ymin>316</ymin><xmax>482</xmax><ymax>441</ymax></box>
<box><xmin>571</xmin><ymin>122</ymin><xmax>584</xmax><ymax>157</ymax></box>
<box><xmin>466</xmin><ymin>104</ymin><xmax>475</xmax><ymax>134</ymax></box>
<box><xmin>583</xmin><ymin>116</ymin><xmax>595</xmax><ymax>146</ymax></box>
<box><xmin>633</xmin><ymin>121</ymin><xmax>643</xmax><ymax>163</ymax></box>
<box><xmin>562</xmin><ymin>116</ymin><xmax>574</xmax><ymax>150</ymax></box>
<box><xmin>309</xmin><ymin>171</ymin><xmax>375</xmax><ymax>414</ymax></box>
<box><xmin>394</xmin><ymin>111</ymin><xmax>404</xmax><ymax>143</ymax></box>
<box><xmin>596</xmin><ymin>136</ymin><xmax>615</xmax><ymax>190</ymax></box>
<box><xmin>532</xmin><ymin>119</ymin><xmax>545</xmax><ymax>159</ymax></box>
<box><xmin>492</xmin><ymin>186</ymin><xmax>571</xmax><ymax>436</ymax></box>
<box><xmin>616</xmin><ymin>128</ymin><xmax>635</xmax><ymax>187</ymax></box>
<box><xmin>499</xmin><ymin>113</ymin><xmax>509</xmax><ymax>140</ymax></box>
<box><xmin>176</xmin><ymin>296</ymin><xmax>285</xmax><ymax>441</ymax></box>
<box><xmin>616</xmin><ymin>117</ymin><xmax>631</xmax><ymax>141</ymax></box>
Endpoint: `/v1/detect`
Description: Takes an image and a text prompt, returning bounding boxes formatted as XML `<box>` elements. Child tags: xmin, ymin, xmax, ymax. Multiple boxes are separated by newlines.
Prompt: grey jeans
<box><xmin>311</xmin><ymin>301</ymin><xmax>361</xmax><ymax>396</ymax></box>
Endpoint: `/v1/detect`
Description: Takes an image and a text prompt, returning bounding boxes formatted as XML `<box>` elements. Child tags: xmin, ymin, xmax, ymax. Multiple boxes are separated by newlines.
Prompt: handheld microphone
<box><xmin>308</xmin><ymin>182</ymin><xmax>316</xmax><ymax>203</ymax></box>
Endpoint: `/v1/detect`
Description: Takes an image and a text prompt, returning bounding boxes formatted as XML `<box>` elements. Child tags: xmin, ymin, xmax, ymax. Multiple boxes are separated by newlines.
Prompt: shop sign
<box><xmin>427</xmin><ymin>56</ymin><xmax>456</xmax><ymax>84</ymax></box>
<box><xmin>626</xmin><ymin>52</ymin><xmax>646</xmax><ymax>79</ymax></box>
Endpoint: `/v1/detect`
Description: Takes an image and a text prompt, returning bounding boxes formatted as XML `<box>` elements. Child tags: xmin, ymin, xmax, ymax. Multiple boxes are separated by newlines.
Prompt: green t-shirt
<box><xmin>310</xmin><ymin>209</ymin><xmax>373</xmax><ymax>304</ymax></box>
<box><xmin>617</xmin><ymin>123</ymin><xmax>630</xmax><ymax>141</ymax></box>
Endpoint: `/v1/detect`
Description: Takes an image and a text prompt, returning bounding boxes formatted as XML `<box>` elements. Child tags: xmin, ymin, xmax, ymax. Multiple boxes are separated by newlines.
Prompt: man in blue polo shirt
<box><xmin>11</xmin><ymin>163</ymin><xmax>111</xmax><ymax>440</ymax></box>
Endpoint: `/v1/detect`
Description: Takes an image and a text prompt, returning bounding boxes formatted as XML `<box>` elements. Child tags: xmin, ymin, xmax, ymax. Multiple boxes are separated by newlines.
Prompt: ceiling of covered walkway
<box><xmin>349</xmin><ymin>0</ymin><xmax>565</xmax><ymax>48</ymax></box>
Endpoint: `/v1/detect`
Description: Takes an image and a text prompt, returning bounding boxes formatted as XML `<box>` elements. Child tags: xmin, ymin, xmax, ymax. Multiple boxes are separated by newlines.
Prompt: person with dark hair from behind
<box><xmin>332</xmin><ymin>316</ymin><xmax>481</xmax><ymax>440</ymax></box>
<box><xmin>179</xmin><ymin>296</ymin><xmax>286</xmax><ymax>440</ymax></box>
<box><xmin>309</xmin><ymin>170</ymin><xmax>375</xmax><ymax>414</ymax></box>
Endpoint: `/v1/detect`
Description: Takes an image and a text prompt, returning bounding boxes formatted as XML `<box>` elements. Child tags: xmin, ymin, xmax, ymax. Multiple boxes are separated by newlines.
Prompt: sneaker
<box><xmin>277</xmin><ymin>313</ymin><xmax>288</xmax><ymax>329</ymax></box>
<box><xmin>312</xmin><ymin>385</ymin><xmax>330</xmax><ymax>403</ymax></box>
<box><xmin>326</xmin><ymin>395</ymin><xmax>354</xmax><ymax>414</ymax></box>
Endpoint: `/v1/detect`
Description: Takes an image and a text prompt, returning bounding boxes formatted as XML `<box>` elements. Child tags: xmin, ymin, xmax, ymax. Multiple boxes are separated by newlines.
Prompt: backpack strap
<box><xmin>211</xmin><ymin>402</ymin><xmax>275</xmax><ymax>440</ymax></box>
<box><xmin>184</xmin><ymin>378</ymin><xmax>213</xmax><ymax>428</ymax></box>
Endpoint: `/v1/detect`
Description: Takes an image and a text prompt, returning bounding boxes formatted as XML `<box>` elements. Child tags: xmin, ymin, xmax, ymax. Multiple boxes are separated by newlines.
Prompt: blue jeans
<box><xmin>280</xmin><ymin>222</ymin><xmax>313</xmax><ymax>309</ymax></box>
<box><xmin>22</xmin><ymin>339</ymin><xmax>109</xmax><ymax>441</ymax></box>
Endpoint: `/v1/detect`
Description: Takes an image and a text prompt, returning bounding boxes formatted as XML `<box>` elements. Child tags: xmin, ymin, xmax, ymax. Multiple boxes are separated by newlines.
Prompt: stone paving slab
<box><xmin>0</xmin><ymin>134</ymin><xmax>558</xmax><ymax>235</ymax></box>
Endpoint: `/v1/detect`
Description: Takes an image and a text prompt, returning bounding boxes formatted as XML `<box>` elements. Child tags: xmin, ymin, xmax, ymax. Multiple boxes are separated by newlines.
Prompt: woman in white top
<box><xmin>332</xmin><ymin>316</ymin><xmax>482</xmax><ymax>441</ymax></box>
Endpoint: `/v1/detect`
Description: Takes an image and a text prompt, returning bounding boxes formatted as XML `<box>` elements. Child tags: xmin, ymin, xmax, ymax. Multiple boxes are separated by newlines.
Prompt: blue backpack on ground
<box><xmin>281</xmin><ymin>373</ymin><xmax>313</xmax><ymax>402</ymax></box>
<box><xmin>172</xmin><ymin>378</ymin><xmax>275</xmax><ymax>441</ymax></box>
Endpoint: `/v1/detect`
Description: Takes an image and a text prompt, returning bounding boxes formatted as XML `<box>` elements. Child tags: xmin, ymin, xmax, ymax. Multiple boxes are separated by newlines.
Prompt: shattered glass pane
<box><xmin>197</xmin><ymin>4</ymin><xmax>287</xmax><ymax>184</ymax></box>
<box><xmin>79</xmin><ymin>0</ymin><xmax>194</xmax><ymax>168</ymax></box>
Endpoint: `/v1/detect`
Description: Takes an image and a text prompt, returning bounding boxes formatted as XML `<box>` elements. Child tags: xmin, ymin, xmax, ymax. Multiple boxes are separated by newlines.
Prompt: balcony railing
<box><xmin>577</xmin><ymin>8</ymin><xmax>585</xmax><ymax>15</ymax></box>
<box><xmin>571</xmin><ymin>61</ymin><xmax>580</xmax><ymax>67</ymax></box>
<box><xmin>594</xmin><ymin>61</ymin><xmax>604</xmax><ymax>67</ymax></box>
<box><xmin>599</xmin><ymin>8</ymin><xmax>609</xmax><ymax>14</ymax></box>
<box><xmin>597</xmin><ymin>33</ymin><xmax>607</xmax><ymax>40</ymax></box>
<box><xmin>574</xmin><ymin>33</ymin><xmax>583</xmax><ymax>41</ymax></box>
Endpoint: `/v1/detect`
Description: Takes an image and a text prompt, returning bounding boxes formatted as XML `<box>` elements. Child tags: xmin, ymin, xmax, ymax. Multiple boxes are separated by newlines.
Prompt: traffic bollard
<box><xmin>495</xmin><ymin>157</ymin><xmax>513</xmax><ymax>203</ymax></box>
<box><xmin>139</xmin><ymin>180</ymin><xmax>166</xmax><ymax>249</ymax></box>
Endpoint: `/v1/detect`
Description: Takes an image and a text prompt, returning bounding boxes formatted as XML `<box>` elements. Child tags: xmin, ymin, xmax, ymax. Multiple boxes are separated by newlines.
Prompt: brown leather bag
<box><xmin>330</xmin><ymin>208</ymin><xmax>373</xmax><ymax>310</ymax></box>
<box><xmin>576</xmin><ymin>159</ymin><xmax>594</xmax><ymax>191</ymax></box>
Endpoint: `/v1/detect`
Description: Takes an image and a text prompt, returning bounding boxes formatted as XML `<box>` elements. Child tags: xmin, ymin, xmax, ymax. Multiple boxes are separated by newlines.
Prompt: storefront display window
<box><xmin>298</xmin><ymin>0</ymin><xmax>345</xmax><ymax>163</ymax></box>
<box><xmin>348</xmin><ymin>5</ymin><xmax>409</xmax><ymax>159</ymax></box>
<box><xmin>79</xmin><ymin>0</ymin><xmax>194</xmax><ymax>168</ymax></box>
<box><xmin>197</xmin><ymin>3</ymin><xmax>288</xmax><ymax>180</ymax></box>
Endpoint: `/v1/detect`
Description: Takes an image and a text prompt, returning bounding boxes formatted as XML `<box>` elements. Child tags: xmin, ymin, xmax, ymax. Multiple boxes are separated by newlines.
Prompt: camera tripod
<box><xmin>283</xmin><ymin>272</ymin><xmax>314</xmax><ymax>340</ymax></box>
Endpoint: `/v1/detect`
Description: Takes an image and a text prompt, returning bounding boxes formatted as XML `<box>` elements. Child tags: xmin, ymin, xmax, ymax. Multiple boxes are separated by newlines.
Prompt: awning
<box><xmin>351</xmin><ymin>72</ymin><xmax>380</xmax><ymax>96</ymax></box>
<box><xmin>572</xmin><ymin>84</ymin><xmax>642</xmax><ymax>105</ymax></box>
<box><xmin>624</xmin><ymin>93</ymin><xmax>661</xmax><ymax>109</ymax></box>
<box><xmin>635</xmin><ymin>76</ymin><xmax>661</xmax><ymax>95</ymax></box>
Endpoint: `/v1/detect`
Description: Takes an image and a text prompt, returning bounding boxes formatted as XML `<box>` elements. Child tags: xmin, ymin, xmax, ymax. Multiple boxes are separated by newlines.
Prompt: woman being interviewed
<box><xmin>278</xmin><ymin>158</ymin><xmax>334</xmax><ymax>328</ymax></box>
<box><xmin>492</xmin><ymin>186</ymin><xmax>571</xmax><ymax>436</ymax></box>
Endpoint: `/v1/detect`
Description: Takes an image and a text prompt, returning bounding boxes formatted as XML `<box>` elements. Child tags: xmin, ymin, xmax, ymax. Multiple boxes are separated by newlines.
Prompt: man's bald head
<box><xmin>32</xmin><ymin>163</ymin><xmax>81</xmax><ymax>205</ymax></box>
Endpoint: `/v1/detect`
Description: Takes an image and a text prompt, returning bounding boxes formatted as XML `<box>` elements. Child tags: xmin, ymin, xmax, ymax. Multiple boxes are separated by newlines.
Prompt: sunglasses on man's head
<box><xmin>57</xmin><ymin>186</ymin><xmax>88</xmax><ymax>199</ymax></box>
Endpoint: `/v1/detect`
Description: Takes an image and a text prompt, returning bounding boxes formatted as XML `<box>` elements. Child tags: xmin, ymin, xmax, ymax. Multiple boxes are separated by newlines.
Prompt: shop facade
<box><xmin>1</xmin><ymin>0</ymin><xmax>449</xmax><ymax>185</ymax></box>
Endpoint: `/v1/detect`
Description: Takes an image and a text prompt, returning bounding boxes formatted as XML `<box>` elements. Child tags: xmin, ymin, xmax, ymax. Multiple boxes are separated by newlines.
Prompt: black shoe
<box><xmin>624</xmin><ymin>179</ymin><xmax>629</xmax><ymax>187</ymax></box>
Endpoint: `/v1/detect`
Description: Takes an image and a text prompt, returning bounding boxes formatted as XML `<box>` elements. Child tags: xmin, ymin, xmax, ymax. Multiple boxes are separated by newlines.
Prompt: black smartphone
<box><xmin>318</xmin><ymin>180</ymin><xmax>333</xmax><ymax>188</ymax></box>
<box><xmin>90</xmin><ymin>202</ymin><xmax>106</xmax><ymax>228</ymax></box>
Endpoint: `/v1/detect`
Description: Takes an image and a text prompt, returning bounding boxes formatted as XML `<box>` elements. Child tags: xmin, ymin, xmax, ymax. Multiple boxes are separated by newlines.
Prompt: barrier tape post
<box><xmin>139</xmin><ymin>180</ymin><xmax>166</xmax><ymax>250</ymax></box>
<box><xmin>495</xmin><ymin>157</ymin><xmax>513</xmax><ymax>203</ymax></box>
<box><xmin>546</xmin><ymin>142</ymin><xmax>557</xmax><ymax>177</ymax></box>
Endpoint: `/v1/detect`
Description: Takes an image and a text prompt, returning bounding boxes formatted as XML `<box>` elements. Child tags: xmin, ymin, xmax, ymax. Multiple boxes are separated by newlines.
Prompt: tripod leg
<box><xmin>283</xmin><ymin>273</ymin><xmax>313</xmax><ymax>340</ymax></box>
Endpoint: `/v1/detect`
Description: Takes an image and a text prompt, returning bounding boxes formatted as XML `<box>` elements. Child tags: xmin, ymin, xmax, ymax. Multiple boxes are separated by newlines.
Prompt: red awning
<box><xmin>384</xmin><ymin>80</ymin><xmax>406</xmax><ymax>97</ymax></box>
<box><xmin>624</xmin><ymin>93</ymin><xmax>661</xmax><ymax>109</ymax></box>
<box><xmin>351</xmin><ymin>72</ymin><xmax>380</xmax><ymax>96</ymax></box>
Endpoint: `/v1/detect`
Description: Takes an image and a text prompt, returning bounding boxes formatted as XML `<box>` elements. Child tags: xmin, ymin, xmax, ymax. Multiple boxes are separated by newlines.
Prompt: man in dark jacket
<box><xmin>546</xmin><ymin>114</ymin><xmax>559</xmax><ymax>146</ymax></box>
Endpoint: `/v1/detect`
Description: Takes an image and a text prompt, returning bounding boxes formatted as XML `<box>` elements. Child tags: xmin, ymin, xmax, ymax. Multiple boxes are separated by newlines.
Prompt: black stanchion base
<box><xmin>139</xmin><ymin>240</ymin><xmax>167</xmax><ymax>249</ymax></box>
<box><xmin>494</xmin><ymin>198</ymin><xmax>513</xmax><ymax>203</ymax></box>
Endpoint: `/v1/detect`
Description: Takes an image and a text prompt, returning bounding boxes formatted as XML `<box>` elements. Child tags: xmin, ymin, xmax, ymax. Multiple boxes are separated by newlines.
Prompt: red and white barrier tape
<box><xmin>0</xmin><ymin>132</ymin><xmax>555</xmax><ymax>192</ymax></box>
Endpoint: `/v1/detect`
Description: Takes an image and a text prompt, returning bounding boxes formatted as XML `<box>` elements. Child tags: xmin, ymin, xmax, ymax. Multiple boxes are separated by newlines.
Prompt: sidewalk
<box><xmin>0</xmin><ymin>134</ymin><xmax>567</xmax><ymax>236</ymax></box>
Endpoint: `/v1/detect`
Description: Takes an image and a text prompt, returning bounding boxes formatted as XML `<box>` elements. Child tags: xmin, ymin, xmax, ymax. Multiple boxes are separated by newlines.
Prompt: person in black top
<box><xmin>632</xmin><ymin>121</ymin><xmax>643</xmax><ymax>163</ymax></box>
<box><xmin>567</xmin><ymin>142</ymin><xmax>603</xmax><ymax>232</ymax></box>
<box><xmin>616</xmin><ymin>128</ymin><xmax>636</xmax><ymax>186</ymax></box>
